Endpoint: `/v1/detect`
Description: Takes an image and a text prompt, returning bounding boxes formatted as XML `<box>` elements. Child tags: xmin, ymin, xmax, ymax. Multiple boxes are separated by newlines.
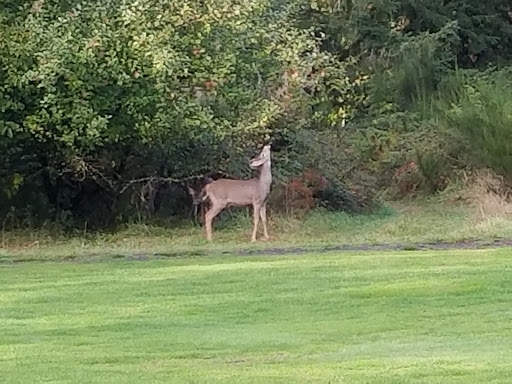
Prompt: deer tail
<box><xmin>200</xmin><ymin>177</ymin><xmax>214</xmax><ymax>202</ymax></box>
<box><xmin>199</xmin><ymin>190</ymin><xmax>209</xmax><ymax>202</ymax></box>
<box><xmin>199</xmin><ymin>184</ymin><xmax>212</xmax><ymax>202</ymax></box>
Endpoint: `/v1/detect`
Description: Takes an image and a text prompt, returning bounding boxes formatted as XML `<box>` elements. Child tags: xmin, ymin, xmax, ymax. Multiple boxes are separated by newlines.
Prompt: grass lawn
<box><xmin>1</xmin><ymin>248</ymin><xmax>512</xmax><ymax>383</ymax></box>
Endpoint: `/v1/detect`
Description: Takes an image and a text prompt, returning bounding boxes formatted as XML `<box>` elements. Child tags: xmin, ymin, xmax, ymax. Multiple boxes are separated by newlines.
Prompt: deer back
<box><xmin>205</xmin><ymin>178</ymin><xmax>267</xmax><ymax>206</ymax></box>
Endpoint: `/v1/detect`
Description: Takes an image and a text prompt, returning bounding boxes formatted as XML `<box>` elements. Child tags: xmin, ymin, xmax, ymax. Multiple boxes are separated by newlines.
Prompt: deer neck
<box><xmin>257</xmin><ymin>160</ymin><xmax>272</xmax><ymax>192</ymax></box>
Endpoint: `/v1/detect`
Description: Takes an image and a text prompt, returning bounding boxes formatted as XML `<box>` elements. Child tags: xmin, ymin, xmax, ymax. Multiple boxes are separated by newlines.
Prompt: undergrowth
<box><xmin>2</xmin><ymin>184</ymin><xmax>512</xmax><ymax>262</ymax></box>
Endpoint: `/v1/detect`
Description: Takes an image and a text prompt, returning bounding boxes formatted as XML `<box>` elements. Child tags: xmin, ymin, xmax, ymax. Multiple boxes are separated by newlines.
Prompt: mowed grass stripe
<box><xmin>1</xmin><ymin>249</ymin><xmax>511</xmax><ymax>383</ymax></box>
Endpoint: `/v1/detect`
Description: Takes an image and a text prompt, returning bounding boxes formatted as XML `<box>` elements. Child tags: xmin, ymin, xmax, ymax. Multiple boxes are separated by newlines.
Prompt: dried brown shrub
<box><xmin>451</xmin><ymin>169</ymin><xmax>512</xmax><ymax>218</ymax></box>
<box><xmin>269</xmin><ymin>169</ymin><xmax>328</xmax><ymax>217</ymax></box>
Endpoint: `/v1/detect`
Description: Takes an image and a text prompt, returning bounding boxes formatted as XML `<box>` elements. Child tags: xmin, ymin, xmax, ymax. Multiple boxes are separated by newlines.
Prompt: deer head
<box><xmin>249</xmin><ymin>144</ymin><xmax>271</xmax><ymax>169</ymax></box>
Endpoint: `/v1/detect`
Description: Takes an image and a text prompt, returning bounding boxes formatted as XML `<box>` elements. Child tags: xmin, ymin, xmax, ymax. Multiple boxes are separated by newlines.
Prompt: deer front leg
<box><xmin>251</xmin><ymin>203</ymin><xmax>262</xmax><ymax>242</ymax></box>
<box><xmin>260</xmin><ymin>203</ymin><xmax>269</xmax><ymax>240</ymax></box>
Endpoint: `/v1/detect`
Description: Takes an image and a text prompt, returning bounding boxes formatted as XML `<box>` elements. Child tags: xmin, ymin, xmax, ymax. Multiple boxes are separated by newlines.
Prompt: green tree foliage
<box><xmin>3</xmin><ymin>0</ymin><xmax>324</xmax><ymax>168</ymax></box>
<box><xmin>1</xmin><ymin>0</ymin><xmax>359</xmax><ymax>226</ymax></box>
<box><xmin>304</xmin><ymin>0</ymin><xmax>512</xmax><ymax>66</ymax></box>
<box><xmin>400</xmin><ymin>0</ymin><xmax>512</xmax><ymax>66</ymax></box>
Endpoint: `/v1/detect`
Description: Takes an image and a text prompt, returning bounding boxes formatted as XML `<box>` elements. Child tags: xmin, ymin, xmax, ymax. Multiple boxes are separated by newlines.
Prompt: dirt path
<box><xmin>118</xmin><ymin>238</ymin><xmax>512</xmax><ymax>262</ymax></box>
<box><xmin>3</xmin><ymin>238</ymin><xmax>512</xmax><ymax>264</ymax></box>
<box><xmin>236</xmin><ymin>238</ymin><xmax>512</xmax><ymax>256</ymax></box>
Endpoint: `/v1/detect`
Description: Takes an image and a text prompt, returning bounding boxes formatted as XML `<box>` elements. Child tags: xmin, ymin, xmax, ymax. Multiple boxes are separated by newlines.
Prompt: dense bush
<box><xmin>1</xmin><ymin>0</ymin><xmax>512</xmax><ymax>229</ymax></box>
<box><xmin>0</xmin><ymin>0</ymin><xmax>362</xmax><ymax>227</ymax></box>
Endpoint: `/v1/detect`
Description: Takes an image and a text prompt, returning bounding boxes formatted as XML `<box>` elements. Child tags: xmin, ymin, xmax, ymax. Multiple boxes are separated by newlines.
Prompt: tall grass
<box><xmin>443</xmin><ymin>69</ymin><xmax>512</xmax><ymax>178</ymax></box>
<box><xmin>3</xmin><ymin>199</ymin><xmax>512</xmax><ymax>262</ymax></box>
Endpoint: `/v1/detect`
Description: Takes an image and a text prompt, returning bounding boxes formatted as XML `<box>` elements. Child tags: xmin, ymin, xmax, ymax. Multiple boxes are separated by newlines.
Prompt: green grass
<box><xmin>1</xmin><ymin>248</ymin><xmax>512</xmax><ymax>383</ymax></box>
<box><xmin>2</xmin><ymin>200</ymin><xmax>512</xmax><ymax>262</ymax></box>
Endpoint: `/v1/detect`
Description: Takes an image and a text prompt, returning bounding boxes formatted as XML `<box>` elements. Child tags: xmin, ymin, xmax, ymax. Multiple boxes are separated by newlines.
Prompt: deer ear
<box><xmin>187</xmin><ymin>186</ymin><xmax>195</xmax><ymax>195</ymax></box>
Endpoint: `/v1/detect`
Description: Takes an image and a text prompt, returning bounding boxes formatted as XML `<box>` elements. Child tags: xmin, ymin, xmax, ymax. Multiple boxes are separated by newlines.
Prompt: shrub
<box><xmin>444</xmin><ymin>69</ymin><xmax>512</xmax><ymax>179</ymax></box>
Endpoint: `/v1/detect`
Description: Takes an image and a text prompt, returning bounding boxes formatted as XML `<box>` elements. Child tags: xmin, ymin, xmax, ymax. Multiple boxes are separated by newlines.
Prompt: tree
<box><xmin>0</xmin><ymin>0</ymin><xmax>352</xmax><ymax>226</ymax></box>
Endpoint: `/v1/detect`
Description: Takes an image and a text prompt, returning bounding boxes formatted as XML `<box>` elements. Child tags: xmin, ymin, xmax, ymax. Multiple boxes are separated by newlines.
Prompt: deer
<box><xmin>195</xmin><ymin>144</ymin><xmax>272</xmax><ymax>242</ymax></box>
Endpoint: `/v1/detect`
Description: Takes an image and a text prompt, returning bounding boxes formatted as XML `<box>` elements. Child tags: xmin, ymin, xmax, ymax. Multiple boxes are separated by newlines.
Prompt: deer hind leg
<box><xmin>192</xmin><ymin>203</ymin><xmax>199</xmax><ymax>224</ymax></box>
<box><xmin>199</xmin><ymin>201</ymin><xmax>208</xmax><ymax>225</ymax></box>
<box><xmin>260</xmin><ymin>203</ymin><xmax>269</xmax><ymax>240</ymax></box>
<box><xmin>205</xmin><ymin>201</ymin><xmax>225</xmax><ymax>241</ymax></box>
<box><xmin>251</xmin><ymin>203</ymin><xmax>262</xmax><ymax>242</ymax></box>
